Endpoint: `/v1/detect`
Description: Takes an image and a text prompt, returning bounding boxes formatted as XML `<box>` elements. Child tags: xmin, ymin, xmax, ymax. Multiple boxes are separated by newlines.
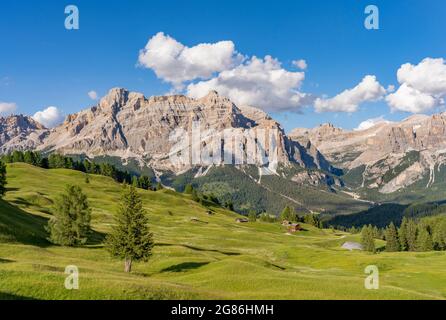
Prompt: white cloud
<box><xmin>354</xmin><ymin>116</ymin><xmax>393</xmax><ymax>131</ymax></box>
<box><xmin>88</xmin><ymin>90</ymin><xmax>98</xmax><ymax>100</ymax></box>
<box><xmin>292</xmin><ymin>59</ymin><xmax>307</xmax><ymax>70</ymax></box>
<box><xmin>138</xmin><ymin>32</ymin><xmax>243</xmax><ymax>87</ymax></box>
<box><xmin>314</xmin><ymin>75</ymin><xmax>386</xmax><ymax>113</ymax></box>
<box><xmin>0</xmin><ymin>102</ymin><xmax>17</xmax><ymax>115</ymax></box>
<box><xmin>386</xmin><ymin>58</ymin><xmax>446</xmax><ymax>113</ymax></box>
<box><xmin>386</xmin><ymin>83</ymin><xmax>437</xmax><ymax>113</ymax></box>
<box><xmin>187</xmin><ymin>55</ymin><xmax>310</xmax><ymax>112</ymax></box>
<box><xmin>33</xmin><ymin>106</ymin><xmax>64</xmax><ymax>128</ymax></box>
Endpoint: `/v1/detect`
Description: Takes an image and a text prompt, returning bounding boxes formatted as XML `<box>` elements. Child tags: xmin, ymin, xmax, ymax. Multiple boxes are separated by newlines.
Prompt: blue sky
<box><xmin>1</xmin><ymin>0</ymin><xmax>446</xmax><ymax>131</ymax></box>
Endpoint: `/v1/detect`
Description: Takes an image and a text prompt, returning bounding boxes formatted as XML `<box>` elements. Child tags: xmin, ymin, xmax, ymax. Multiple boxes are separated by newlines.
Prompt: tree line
<box><xmin>1</xmin><ymin>150</ymin><xmax>161</xmax><ymax>191</ymax></box>
<box><xmin>360</xmin><ymin>215</ymin><xmax>446</xmax><ymax>253</ymax></box>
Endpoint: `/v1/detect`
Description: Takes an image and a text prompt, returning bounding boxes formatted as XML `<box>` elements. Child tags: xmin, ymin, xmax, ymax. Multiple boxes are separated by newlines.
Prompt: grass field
<box><xmin>0</xmin><ymin>163</ymin><xmax>445</xmax><ymax>300</ymax></box>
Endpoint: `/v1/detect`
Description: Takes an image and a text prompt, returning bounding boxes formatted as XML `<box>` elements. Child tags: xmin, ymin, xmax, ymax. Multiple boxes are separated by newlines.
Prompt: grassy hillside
<box><xmin>0</xmin><ymin>163</ymin><xmax>445</xmax><ymax>300</ymax></box>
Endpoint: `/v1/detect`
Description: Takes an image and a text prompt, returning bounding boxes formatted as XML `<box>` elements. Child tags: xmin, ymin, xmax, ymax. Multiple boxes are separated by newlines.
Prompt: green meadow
<box><xmin>0</xmin><ymin>163</ymin><xmax>445</xmax><ymax>300</ymax></box>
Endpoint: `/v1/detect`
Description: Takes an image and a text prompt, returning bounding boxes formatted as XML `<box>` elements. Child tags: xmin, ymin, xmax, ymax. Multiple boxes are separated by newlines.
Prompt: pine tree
<box><xmin>384</xmin><ymin>222</ymin><xmax>400</xmax><ymax>252</ymax></box>
<box><xmin>131</xmin><ymin>176</ymin><xmax>139</xmax><ymax>188</ymax></box>
<box><xmin>47</xmin><ymin>185</ymin><xmax>91</xmax><ymax>246</ymax></box>
<box><xmin>0</xmin><ymin>161</ymin><xmax>6</xmax><ymax>197</ymax></box>
<box><xmin>416</xmin><ymin>224</ymin><xmax>433</xmax><ymax>252</ymax></box>
<box><xmin>280</xmin><ymin>206</ymin><xmax>295</xmax><ymax>222</ymax></box>
<box><xmin>12</xmin><ymin>150</ymin><xmax>24</xmax><ymax>163</ymax></box>
<box><xmin>406</xmin><ymin>219</ymin><xmax>418</xmax><ymax>251</ymax></box>
<box><xmin>248</xmin><ymin>210</ymin><xmax>257</xmax><ymax>222</ymax></box>
<box><xmin>191</xmin><ymin>189</ymin><xmax>200</xmax><ymax>202</ymax></box>
<box><xmin>184</xmin><ymin>184</ymin><xmax>194</xmax><ymax>194</ymax></box>
<box><xmin>138</xmin><ymin>176</ymin><xmax>151</xmax><ymax>190</ymax></box>
<box><xmin>372</xmin><ymin>226</ymin><xmax>381</xmax><ymax>239</ymax></box>
<box><xmin>432</xmin><ymin>219</ymin><xmax>446</xmax><ymax>250</ymax></box>
<box><xmin>398</xmin><ymin>217</ymin><xmax>409</xmax><ymax>251</ymax></box>
<box><xmin>361</xmin><ymin>225</ymin><xmax>376</xmax><ymax>253</ymax></box>
<box><xmin>106</xmin><ymin>185</ymin><xmax>154</xmax><ymax>273</ymax></box>
<box><xmin>304</xmin><ymin>214</ymin><xmax>320</xmax><ymax>227</ymax></box>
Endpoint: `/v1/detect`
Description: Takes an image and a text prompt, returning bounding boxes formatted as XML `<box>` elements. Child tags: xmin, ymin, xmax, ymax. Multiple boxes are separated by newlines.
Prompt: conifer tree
<box><xmin>432</xmin><ymin>219</ymin><xmax>446</xmax><ymax>250</ymax></box>
<box><xmin>406</xmin><ymin>219</ymin><xmax>418</xmax><ymax>251</ymax></box>
<box><xmin>47</xmin><ymin>185</ymin><xmax>91</xmax><ymax>246</ymax></box>
<box><xmin>184</xmin><ymin>184</ymin><xmax>194</xmax><ymax>194</ymax></box>
<box><xmin>361</xmin><ymin>225</ymin><xmax>376</xmax><ymax>253</ymax></box>
<box><xmin>280</xmin><ymin>206</ymin><xmax>295</xmax><ymax>222</ymax></box>
<box><xmin>416</xmin><ymin>224</ymin><xmax>433</xmax><ymax>252</ymax></box>
<box><xmin>131</xmin><ymin>176</ymin><xmax>139</xmax><ymax>188</ymax></box>
<box><xmin>398</xmin><ymin>217</ymin><xmax>409</xmax><ymax>251</ymax></box>
<box><xmin>384</xmin><ymin>222</ymin><xmax>400</xmax><ymax>252</ymax></box>
<box><xmin>372</xmin><ymin>226</ymin><xmax>381</xmax><ymax>239</ymax></box>
<box><xmin>248</xmin><ymin>210</ymin><xmax>257</xmax><ymax>222</ymax></box>
<box><xmin>0</xmin><ymin>161</ymin><xmax>6</xmax><ymax>197</ymax></box>
<box><xmin>106</xmin><ymin>185</ymin><xmax>154</xmax><ymax>273</ymax></box>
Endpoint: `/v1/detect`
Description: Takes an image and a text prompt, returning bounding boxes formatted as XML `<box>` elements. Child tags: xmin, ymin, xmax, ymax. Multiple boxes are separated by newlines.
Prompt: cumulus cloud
<box><xmin>386</xmin><ymin>58</ymin><xmax>446</xmax><ymax>113</ymax></box>
<box><xmin>33</xmin><ymin>106</ymin><xmax>64</xmax><ymax>128</ymax></box>
<box><xmin>314</xmin><ymin>75</ymin><xmax>386</xmax><ymax>113</ymax></box>
<box><xmin>0</xmin><ymin>102</ymin><xmax>17</xmax><ymax>115</ymax></box>
<box><xmin>138</xmin><ymin>32</ymin><xmax>243</xmax><ymax>87</ymax></box>
<box><xmin>187</xmin><ymin>55</ymin><xmax>310</xmax><ymax>112</ymax></box>
<box><xmin>88</xmin><ymin>90</ymin><xmax>98</xmax><ymax>100</ymax></box>
<box><xmin>354</xmin><ymin>116</ymin><xmax>393</xmax><ymax>131</ymax></box>
<box><xmin>292</xmin><ymin>59</ymin><xmax>307</xmax><ymax>70</ymax></box>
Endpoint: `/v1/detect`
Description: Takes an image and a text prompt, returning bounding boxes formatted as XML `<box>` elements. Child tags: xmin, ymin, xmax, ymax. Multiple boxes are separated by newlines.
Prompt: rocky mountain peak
<box><xmin>1</xmin><ymin>114</ymin><xmax>46</xmax><ymax>132</ymax></box>
<box><xmin>0</xmin><ymin>114</ymin><xmax>48</xmax><ymax>153</ymax></box>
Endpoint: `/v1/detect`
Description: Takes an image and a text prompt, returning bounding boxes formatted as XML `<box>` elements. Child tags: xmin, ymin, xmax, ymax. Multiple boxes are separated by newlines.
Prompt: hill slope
<box><xmin>0</xmin><ymin>163</ymin><xmax>446</xmax><ymax>300</ymax></box>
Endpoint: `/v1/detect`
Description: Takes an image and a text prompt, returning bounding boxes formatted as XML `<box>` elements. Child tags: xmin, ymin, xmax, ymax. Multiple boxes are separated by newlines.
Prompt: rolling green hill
<box><xmin>0</xmin><ymin>163</ymin><xmax>446</xmax><ymax>300</ymax></box>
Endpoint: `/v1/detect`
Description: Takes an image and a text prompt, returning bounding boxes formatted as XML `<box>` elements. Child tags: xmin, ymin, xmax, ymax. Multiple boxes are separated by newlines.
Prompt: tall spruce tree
<box><xmin>184</xmin><ymin>184</ymin><xmax>194</xmax><ymax>194</ymax></box>
<box><xmin>47</xmin><ymin>185</ymin><xmax>91</xmax><ymax>246</ymax></box>
<box><xmin>398</xmin><ymin>217</ymin><xmax>409</xmax><ymax>251</ymax></box>
<box><xmin>361</xmin><ymin>225</ymin><xmax>376</xmax><ymax>253</ymax></box>
<box><xmin>0</xmin><ymin>161</ymin><xmax>6</xmax><ymax>197</ymax></box>
<box><xmin>416</xmin><ymin>225</ymin><xmax>433</xmax><ymax>252</ymax></box>
<box><xmin>372</xmin><ymin>226</ymin><xmax>381</xmax><ymax>239</ymax></box>
<box><xmin>384</xmin><ymin>222</ymin><xmax>400</xmax><ymax>252</ymax></box>
<box><xmin>280</xmin><ymin>206</ymin><xmax>295</xmax><ymax>222</ymax></box>
<box><xmin>432</xmin><ymin>219</ymin><xmax>446</xmax><ymax>250</ymax></box>
<box><xmin>106</xmin><ymin>185</ymin><xmax>154</xmax><ymax>273</ymax></box>
<box><xmin>248</xmin><ymin>210</ymin><xmax>257</xmax><ymax>222</ymax></box>
<box><xmin>406</xmin><ymin>219</ymin><xmax>418</xmax><ymax>251</ymax></box>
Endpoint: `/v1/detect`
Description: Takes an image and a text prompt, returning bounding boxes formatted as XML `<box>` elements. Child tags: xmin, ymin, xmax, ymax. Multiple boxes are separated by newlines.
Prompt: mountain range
<box><xmin>2</xmin><ymin>88</ymin><xmax>446</xmax><ymax>215</ymax></box>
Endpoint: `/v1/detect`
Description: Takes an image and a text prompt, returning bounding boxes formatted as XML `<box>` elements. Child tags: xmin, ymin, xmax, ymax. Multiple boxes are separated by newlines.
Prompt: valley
<box><xmin>1</xmin><ymin>163</ymin><xmax>446</xmax><ymax>300</ymax></box>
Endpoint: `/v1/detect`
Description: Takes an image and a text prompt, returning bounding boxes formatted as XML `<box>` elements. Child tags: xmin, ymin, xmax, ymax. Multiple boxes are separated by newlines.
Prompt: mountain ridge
<box><xmin>2</xmin><ymin>88</ymin><xmax>446</xmax><ymax>213</ymax></box>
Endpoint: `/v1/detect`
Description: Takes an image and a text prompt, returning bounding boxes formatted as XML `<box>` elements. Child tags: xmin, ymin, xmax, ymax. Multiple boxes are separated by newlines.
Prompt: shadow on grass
<box><xmin>156</xmin><ymin>243</ymin><xmax>240</xmax><ymax>256</ymax></box>
<box><xmin>0</xmin><ymin>292</ymin><xmax>36</xmax><ymax>300</ymax></box>
<box><xmin>0</xmin><ymin>199</ymin><xmax>50</xmax><ymax>247</ymax></box>
<box><xmin>160</xmin><ymin>262</ymin><xmax>210</xmax><ymax>273</ymax></box>
<box><xmin>10</xmin><ymin>197</ymin><xmax>52</xmax><ymax>215</ymax></box>
<box><xmin>0</xmin><ymin>199</ymin><xmax>106</xmax><ymax>247</ymax></box>
<box><xmin>85</xmin><ymin>229</ymin><xmax>107</xmax><ymax>246</ymax></box>
<box><xmin>0</xmin><ymin>258</ymin><xmax>14</xmax><ymax>263</ymax></box>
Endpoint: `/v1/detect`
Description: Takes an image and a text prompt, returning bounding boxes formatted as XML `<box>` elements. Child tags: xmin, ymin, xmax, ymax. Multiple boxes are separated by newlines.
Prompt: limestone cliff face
<box><xmin>0</xmin><ymin>115</ymin><xmax>48</xmax><ymax>153</ymax></box>
<box><xmin>290</xmin><ymin>113</ymin><xmax>446</xmax><ymax>193</ymax></box>
<box><xmin>0</xmin><ymin>88</ymin><xmax>321</xmax><ymax>175</ymax></box>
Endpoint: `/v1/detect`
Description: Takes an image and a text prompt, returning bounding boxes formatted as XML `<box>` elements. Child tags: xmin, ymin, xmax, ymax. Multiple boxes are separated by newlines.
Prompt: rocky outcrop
<box><xmin>0</xmin><ymin>115</ymin><xmax>48</xmax><ymax>153</ymax></box>
<box><xmin>290</xmin><ymin>113</ymin><xmax>446</xmax><ymax>193</ymax></box>
<box><xmin>0</xmin><ymin>89</ymin><xmax>328</xmax><ymax>181</ymax></box>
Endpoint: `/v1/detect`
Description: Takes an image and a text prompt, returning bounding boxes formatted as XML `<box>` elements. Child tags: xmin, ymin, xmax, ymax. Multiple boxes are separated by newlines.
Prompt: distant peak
<box><xmin>0</xmin><ymin>114</ymin><xmax>46</xmax><ymax>130</ymax></box>
<box><xmin>206</xmin><ymin>90</ymin><xmax>219</xmax><ymax>97</ymax></box>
